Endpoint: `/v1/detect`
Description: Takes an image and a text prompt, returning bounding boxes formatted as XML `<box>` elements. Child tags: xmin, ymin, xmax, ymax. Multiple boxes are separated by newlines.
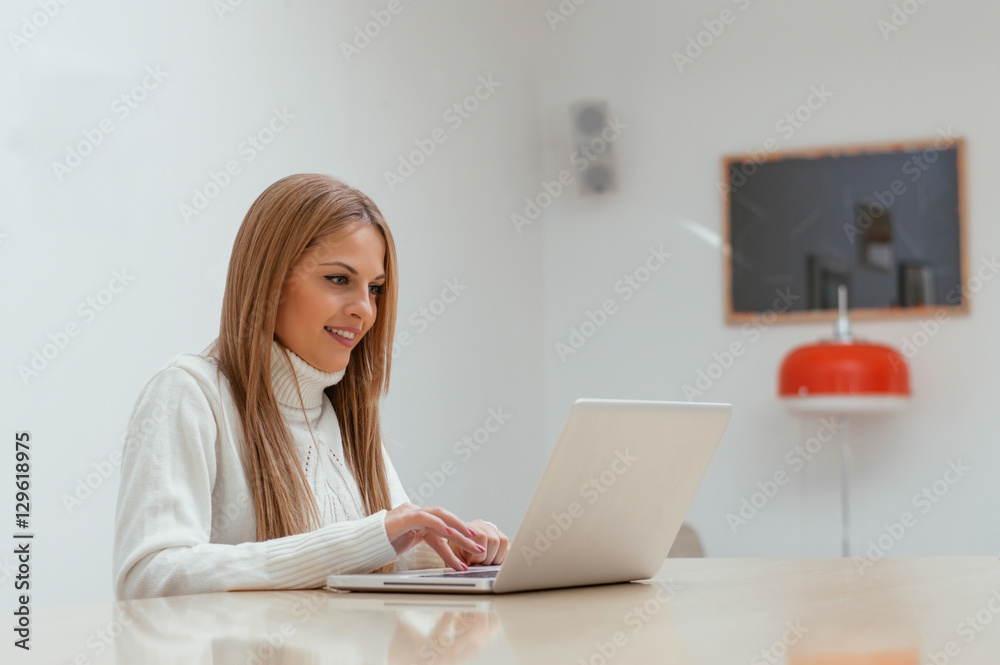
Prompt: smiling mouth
<box><xmin>325</xmin><ymin>327</ymin><xmax>356</xmax><ymax>340</ymax></box>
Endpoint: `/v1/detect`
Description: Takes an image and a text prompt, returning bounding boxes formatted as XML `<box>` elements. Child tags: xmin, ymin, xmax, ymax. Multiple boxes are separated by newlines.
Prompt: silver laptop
<box><xmin>326</xmin><ymin>398</ymin><xmax>731</xmax><ymax>594</ymax></box>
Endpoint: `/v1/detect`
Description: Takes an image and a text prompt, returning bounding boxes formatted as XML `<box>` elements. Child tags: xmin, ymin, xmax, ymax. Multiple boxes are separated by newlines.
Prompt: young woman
<box><xmin>113</xmin><ymin>174</ymin><xmax>508</xmax><ymax>600</ymax></box>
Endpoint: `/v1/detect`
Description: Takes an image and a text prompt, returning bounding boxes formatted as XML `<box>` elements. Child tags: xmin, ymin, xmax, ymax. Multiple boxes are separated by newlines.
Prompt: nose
<box><xmin>343</xmin><ymin>284</ymin><xmax>375</xmax><ymax>324</ymax></box>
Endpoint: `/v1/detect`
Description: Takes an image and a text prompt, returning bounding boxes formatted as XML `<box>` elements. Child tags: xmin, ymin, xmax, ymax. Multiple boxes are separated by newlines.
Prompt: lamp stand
<box><xmin>838</xmin><ymin>414</ymin><xmax>852</xmax><ymax>558</ymax></box>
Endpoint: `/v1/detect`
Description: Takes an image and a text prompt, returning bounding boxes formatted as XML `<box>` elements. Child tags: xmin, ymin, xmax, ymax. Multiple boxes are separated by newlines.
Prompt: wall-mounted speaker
<box><xmin>569</xmin><ymin>99</ymin><xmax>618</xmax><ymax>196</ymax></box>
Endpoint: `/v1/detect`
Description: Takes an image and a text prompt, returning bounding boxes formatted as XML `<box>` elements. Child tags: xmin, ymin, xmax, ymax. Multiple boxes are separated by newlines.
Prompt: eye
<box><xmin>326</xmin><ymin>275</ymin><xmax>384</xmax><ymax>295</ymax></box>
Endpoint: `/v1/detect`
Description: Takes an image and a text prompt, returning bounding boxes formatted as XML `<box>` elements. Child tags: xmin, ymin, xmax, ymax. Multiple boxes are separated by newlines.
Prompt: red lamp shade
<box><xmin>779</xmin><ymin>340</ymin><xmax>910</xmax><ymax>414</ymax></box>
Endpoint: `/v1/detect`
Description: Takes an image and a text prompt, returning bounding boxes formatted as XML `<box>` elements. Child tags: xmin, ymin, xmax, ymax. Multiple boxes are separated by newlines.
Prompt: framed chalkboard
<box><xmin>722</xmin><ymin>136</ymin><xmax>967</xmax><ymax>324</ymax></box>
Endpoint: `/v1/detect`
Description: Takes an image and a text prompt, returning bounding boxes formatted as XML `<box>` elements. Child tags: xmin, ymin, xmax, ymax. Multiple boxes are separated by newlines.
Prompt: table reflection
<box><xmin>111</xmin><ymin>581</ymin><xmax>684</xmax><ymax>665</ymax></box>
<box><xmin>29</xmin><ymin>558</ymin><xmax>999</xmax><ymax>665</ymax></box>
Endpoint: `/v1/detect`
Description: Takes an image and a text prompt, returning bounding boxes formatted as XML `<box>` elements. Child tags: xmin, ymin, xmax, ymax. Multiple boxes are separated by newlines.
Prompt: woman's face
<box><xmin>274</xmin><ymin>224</ymin><xmax>386</xmax><ymax>373</ymax></box>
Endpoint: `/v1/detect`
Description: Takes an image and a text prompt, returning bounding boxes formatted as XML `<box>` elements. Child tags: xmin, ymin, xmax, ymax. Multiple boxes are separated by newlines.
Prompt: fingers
<box><xmin>385</xmin><ymin>503</ymin><xmax>487</xmax><ymax>565</ymax></box>
<box><xmin>460</xmin><ymin>523</ymin><xmax>488</xmax><ymax>566</ymax></box>
<box><xmin>386</xmin><ymin>503</ymin><xmax>479</xmax><ymax>551</ymax></box>
<box><xmin>482</xmin><ymin>526</ymin><xmax>500</xmax><ymax>565</ymax></box>
<box><xmin>427</xmin><ymin>532</ymin><xmax>471</xmax><ymax>571</ymax></box>
<box><xmin>493</xmin><ymin>527</ymin><xmax>509</xmax><ymax>565</ymax></box>
<box><xmin>462</xmin><ymin>520</ymin><xmax>510</xmax><ymax>566</ymax></box>
<box><xmin>424</xmin><ymin>509</ymin><xmax>486</xmax><ymax>556</ymax></box>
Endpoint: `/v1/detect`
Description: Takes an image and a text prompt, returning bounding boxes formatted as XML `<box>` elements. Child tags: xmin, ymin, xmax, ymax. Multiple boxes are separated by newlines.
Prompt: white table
<box><xmin>10</xmin><ymin>557</ymin><xmax>1000</xmax><ymax>664</ymax></box>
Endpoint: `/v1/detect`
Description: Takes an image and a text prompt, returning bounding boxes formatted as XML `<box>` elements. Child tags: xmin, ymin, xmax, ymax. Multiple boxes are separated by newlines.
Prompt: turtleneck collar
<box><xmin>270</xmin><ymin>339</ymin><xmax>346</xmax><ymax>411</ymax></box>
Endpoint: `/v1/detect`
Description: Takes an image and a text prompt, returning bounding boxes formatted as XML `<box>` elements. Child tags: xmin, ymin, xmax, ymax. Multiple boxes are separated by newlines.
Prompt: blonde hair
<box><xmin>208</xmin><ymin>174</ymin><xmax>398</xmax><ymax>572</ymax></box>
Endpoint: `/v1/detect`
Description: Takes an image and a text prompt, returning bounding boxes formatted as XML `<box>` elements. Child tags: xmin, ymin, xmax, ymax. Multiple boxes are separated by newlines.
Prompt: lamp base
<box><xmin>783</xmin><ymin>396</ymin><xmax>908</xmax><ymax>415</ymax></box>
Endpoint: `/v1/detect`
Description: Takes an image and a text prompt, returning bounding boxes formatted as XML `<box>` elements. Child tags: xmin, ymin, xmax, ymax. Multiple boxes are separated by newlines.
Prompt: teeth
<box><xmin>326</xmin><ymin>327</ymin><xmax>355</xmax><ymax>340</ymax></box>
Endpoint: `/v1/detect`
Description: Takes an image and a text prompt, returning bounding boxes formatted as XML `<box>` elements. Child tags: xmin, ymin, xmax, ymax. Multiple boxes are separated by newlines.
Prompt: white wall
<box><xmin>2</xmin><ymin>0</ymin><xmax>547</xmax><ymax>608</ymax></box>
<box><xmin>536</xmin><ymin>0</ymin><xmax>1000</xmax><ymax>559</ymax></box>
<box><xmin>4</xmin><ymin>0</ymin><xmax>999</xmax><ymax>610</ymax></box>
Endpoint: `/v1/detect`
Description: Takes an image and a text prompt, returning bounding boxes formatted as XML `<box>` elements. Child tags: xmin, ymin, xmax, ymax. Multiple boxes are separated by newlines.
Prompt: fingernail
<box><xmin>462</xmin><ymin>563</ymin><xmax>469</xmax><ymax>571</ymax></box>
<box><xmin>477</xmin><ymin>544</ymin><xmax>486</xmax><ymax>552</ymax></box>
<box><xmin>469</xmin><ymin>528</ymin><xmax>478</xmax><ymax>536</ymax></box>
<box><xmin>446</xmin><ymin>527</ymin><xmax>454</xmax><ymax>535</ymax></box>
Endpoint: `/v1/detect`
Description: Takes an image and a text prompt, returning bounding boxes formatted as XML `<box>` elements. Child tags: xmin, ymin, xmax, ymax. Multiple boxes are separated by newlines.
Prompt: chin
<box><xmin>299</xmin><ymin>346</ymin><xmax>347</xmax><ymax>374</ymax></box>
<box><xmin>322</xmin><ymin>353</ymin><xmax>349</xmax><ymax>374</ymax></box>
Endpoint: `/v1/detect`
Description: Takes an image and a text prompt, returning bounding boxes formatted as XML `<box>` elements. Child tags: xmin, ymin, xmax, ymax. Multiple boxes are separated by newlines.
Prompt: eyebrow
<box><xmin>319</xmin><ymin>261</ymin><xmax>386</xmax><ymax>280</ymax></box>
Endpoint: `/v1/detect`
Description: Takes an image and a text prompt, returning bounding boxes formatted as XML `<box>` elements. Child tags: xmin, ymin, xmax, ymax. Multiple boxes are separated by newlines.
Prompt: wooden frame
<box><xmin>722</xmin><ymin>136</ymin><xmax>968</xmax><ymax>325</ymax></box>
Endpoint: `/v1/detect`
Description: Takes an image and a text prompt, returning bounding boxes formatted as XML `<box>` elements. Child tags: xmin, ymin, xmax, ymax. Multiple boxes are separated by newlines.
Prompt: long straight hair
<box><xmin>208</xmin><ymin>175</ymin><xmax>398</xmax><ymax>570</ymax></box>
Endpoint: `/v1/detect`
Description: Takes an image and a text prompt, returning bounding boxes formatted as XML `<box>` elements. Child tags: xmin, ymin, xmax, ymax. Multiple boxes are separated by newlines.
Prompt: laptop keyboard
<box><xmin>418</xmin><ymin>569</ymin><xmax>499</xmax><ymax>579</ymax></box>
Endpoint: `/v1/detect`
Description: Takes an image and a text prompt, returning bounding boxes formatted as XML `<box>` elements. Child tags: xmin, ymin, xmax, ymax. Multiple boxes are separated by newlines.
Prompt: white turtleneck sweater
<box><xmin>113</xmin><ymin>339</ymin><xmax>442</xmax><ymax>600</ymax></box>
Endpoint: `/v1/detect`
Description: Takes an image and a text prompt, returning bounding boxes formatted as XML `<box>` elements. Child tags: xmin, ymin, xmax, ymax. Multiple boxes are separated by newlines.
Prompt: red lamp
<box><xmin>780</xmin><ymin>287</ymin><xmax>911</xmax><ymax>413</ymax></box>
<box><xmin>778</xmin><ymin>286</ymin><xmax>910</xmax><ymax>556</ymax></box>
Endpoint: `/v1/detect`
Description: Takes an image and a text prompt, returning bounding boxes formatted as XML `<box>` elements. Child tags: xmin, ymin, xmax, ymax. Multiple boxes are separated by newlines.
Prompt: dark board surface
<box><xmin>727</xmin><ymin>143</ymin><xmax>962</xmax><ymax>314</ymax></box>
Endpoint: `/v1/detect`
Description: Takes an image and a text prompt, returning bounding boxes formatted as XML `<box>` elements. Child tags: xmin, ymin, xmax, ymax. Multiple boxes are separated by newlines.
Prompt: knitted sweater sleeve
<box><xmin>112</xmin><ymin>366</ymin><xmax>399</xmax><ymax>600</ymax></box>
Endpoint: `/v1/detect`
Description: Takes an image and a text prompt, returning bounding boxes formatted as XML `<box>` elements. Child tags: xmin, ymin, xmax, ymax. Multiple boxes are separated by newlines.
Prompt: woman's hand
<box><xmin>449</xmin><ymin>519</ymin><xmax>508</xmax><ymax>567</ymax></box>
<box><xmin>384</xmin><ymin>503</ymin><xmax>487</xmax><ymax>571</ymax></box>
